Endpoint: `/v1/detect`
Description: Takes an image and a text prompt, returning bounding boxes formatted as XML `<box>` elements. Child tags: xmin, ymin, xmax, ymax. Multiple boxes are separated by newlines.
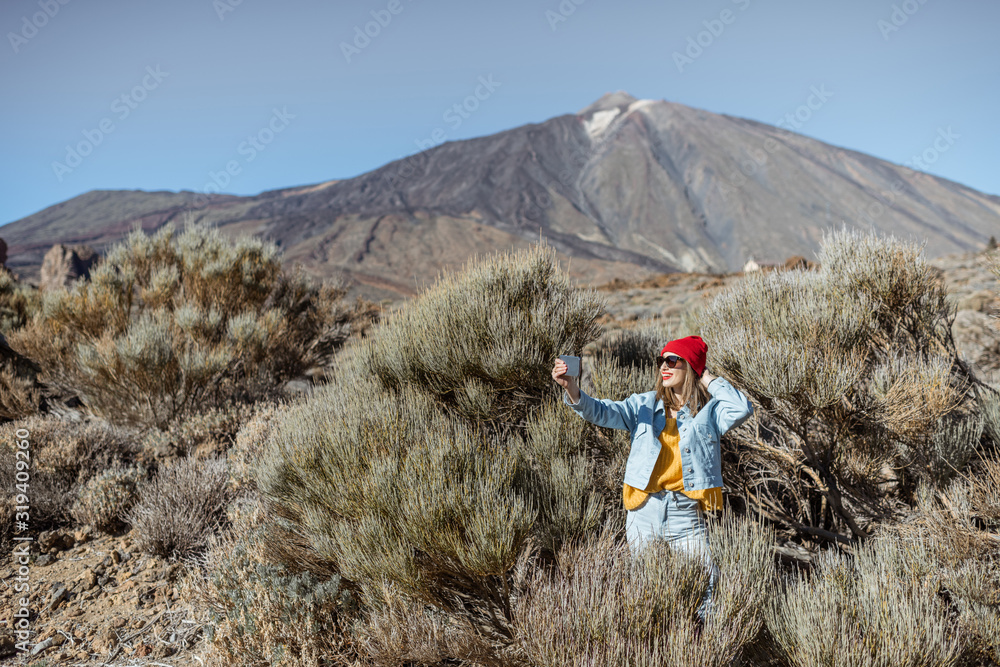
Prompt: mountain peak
<box><xmin>5</xmin><ymin>93</ymin><xmax>999</xmax><ymax>302</ymax></box>
<box><xmin>577</xmin><ymin>91</ymin><xmax>640</xmax><ymax>117</ymax></box>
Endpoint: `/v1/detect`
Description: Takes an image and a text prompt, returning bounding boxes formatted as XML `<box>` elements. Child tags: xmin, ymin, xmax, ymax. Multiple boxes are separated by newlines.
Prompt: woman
<box><xmin>550</xmin><ymin>335</ymin><xmax>753</xmax><ymax>622</ymax></box>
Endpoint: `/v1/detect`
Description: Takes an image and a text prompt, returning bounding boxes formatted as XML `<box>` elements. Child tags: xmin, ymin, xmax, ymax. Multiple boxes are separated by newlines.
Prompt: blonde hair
<box><xmin>652</xmin><ymin>357</ymin><xmax>710</xmax><ymax>416</ymax></box>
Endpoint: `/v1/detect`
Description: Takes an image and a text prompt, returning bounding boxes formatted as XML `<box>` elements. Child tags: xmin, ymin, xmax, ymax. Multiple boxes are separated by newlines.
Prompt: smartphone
<box><xmin>558</xmin><ymin>355</ymin><xmax>581</xmax><ymax>378</ymax></box>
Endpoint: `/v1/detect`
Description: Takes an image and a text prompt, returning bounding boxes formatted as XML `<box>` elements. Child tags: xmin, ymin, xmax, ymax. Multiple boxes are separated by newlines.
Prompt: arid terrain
<box><xmin>2</xmin><ymin>244</ymin><xmax>998</xmax><ymax>666</ymax></box>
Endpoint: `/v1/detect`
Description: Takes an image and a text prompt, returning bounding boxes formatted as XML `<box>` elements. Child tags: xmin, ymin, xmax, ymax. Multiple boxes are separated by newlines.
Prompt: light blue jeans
<box><xmin>625</xmin><ymin>489</ymin><xmax>719</xmax><ymax>623</ymax></box>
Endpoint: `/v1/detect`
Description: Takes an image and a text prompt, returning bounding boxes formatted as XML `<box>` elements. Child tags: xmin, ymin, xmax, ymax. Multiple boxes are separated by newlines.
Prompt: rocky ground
<box><xmin>1</xmin><ymin>527</ymin><xmax>212</xmax><ymax>666</ymax></box>
<box><xmin>2</xmin><ymin>248</ymin><xmax>998</xmax><ymax>667</ymax></box>
<box><xmin>933</xmin><ymin>249</ymin><xmax>1000</xmax><ymax>383</ymax></box>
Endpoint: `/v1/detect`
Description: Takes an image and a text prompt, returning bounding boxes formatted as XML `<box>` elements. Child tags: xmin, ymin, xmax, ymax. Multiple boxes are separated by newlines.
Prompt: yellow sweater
<box><xmin>622</xmin><ymin>417</ymin><xmax>723</xmax><ymax>512</ymax></box>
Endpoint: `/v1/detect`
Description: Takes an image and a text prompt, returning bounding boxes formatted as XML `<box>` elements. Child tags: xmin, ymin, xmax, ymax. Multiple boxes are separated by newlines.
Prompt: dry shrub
<box><xmin>0</xmin><ymin>439</ymin><xmax>19</xmax><ymax>553</ymax></box>
<box><xmin>0</xmin><ymin>271</ymin><xmax>44</xmax><ymax>422</ymax></box>
<box><xmin>192</xmin><ymin>496</ymin><xmax>357</xmax><ymax>667</ymax></box>
<box><xmin>585</xmin><ymin>319</ymin><xmax>674</xmax><ymax>371</ymax></box>
<box><xmin>255</xmin><ymin>245</ymin><xmax>607</xmax><ymax>656</ymax></box>
<box><xmin>139</xmin><ymin>401</ymin><xmax>261</xmax><ymax>462</ymax></box>
<box><xmin>254</xmin><ymin>244</ymin><xmax>788</xmax><ymax>663</ymax></box>
<box><xmin>819</xmin><ymin>226</ymin><xmax>951</xmax><ymax>352</ymax></box>
<box><xmin>702</xmin><ymin>513</ymin><xmax>777</xmax><ymax>659</ymax></box>
<box><xmin>224</xmin><ymin>232</ymin><xmax>1000</xmax><ymax>662</ymax></box>
<box><xmin>228</xmin><ymin>400</ymin><xmax>283</xmax><ymax>490</ymax></box>
<box><xmin>943</xmin><ymin>559</ymin><xmax>1000</xmax><ymax>664</ymax></box>
<box><xmin>357</xmin><ymin>580</ymin><xmax>502</xmax><ymax>666</ymax></box>
<box><xmin>361</xmin><ymin>244</ymin><xmax>603</xmax><ymax>427</ymax></box>
<box><xmin>9</xmin><ymin>220</ymin><xmax>370</xmax><ymax>429</ymax></box>
<box><xmin>0</xmin><ymin>268</ymin><xmax>40</xmax><ymax>335</ymax></box>
<box><xmin>980</xmin><ymin>384</ymin><xmax>1000</xmax><ymax>448</ymax></box>
<box><xmin>511</xmin><ymin>514</ymin><xmax>775</xmax><ymax>667</ymax></box>
<box><xmin>766</xmin><ymin>536</ymin><xmax>963</xmax><ymax>667</ymax></box>
<box><xmin>887</xmin><ymin>469</ymin><xmax>1000</xmax><ymax>665</ymax></box>
<box><xmin>70</xmin><ymin>465</ymin><xmax>145</xmax><ymax>532</ymax></box>
<box><xmin>128</xmin><ymin>456</ymin><xmax>237</xmax><ymax>558</ymax></box>
<box><xmin>514</xmin><ymin>531</ymin><xmax>715</xmax><ymax>667</ymax></box>
<box><xmin>523</xmin><ymin>398</ymin><xmax>606</xmax><ymax>552</ymax></box>
<box><xmin>258</xmin><ymin>376</ymin><xmax>535</xmax><ymax>639</ymax></box>
<box><xmin>0</xmin><ymin>414</ymin><xmax>140</xmax><ymax>541</ymax></box>
<box><xmin>0</xmin><ymin>361</ymin><xmax>41</xmax><ymax>422</ymax></box>
<box><xmin>969</xmin><ymin>456</ymin><xmax>1000</xmax><ymax>526</ymax></box>
<box><xmin>701</xmin><ymin>228</ymin><xmax>983</xmax><ymax>545</ymax></box>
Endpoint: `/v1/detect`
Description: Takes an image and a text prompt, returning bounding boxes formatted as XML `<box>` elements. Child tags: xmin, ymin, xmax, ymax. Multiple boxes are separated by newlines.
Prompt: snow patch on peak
<box><xmin>627</xmin><ymin>99</ymin><xmax>657</xmax><ymax>113</ymax></box>
<box><xmin>583</xmin><ymin>108</ymin><xmax>621</xmax><ymax>138</ymax></box>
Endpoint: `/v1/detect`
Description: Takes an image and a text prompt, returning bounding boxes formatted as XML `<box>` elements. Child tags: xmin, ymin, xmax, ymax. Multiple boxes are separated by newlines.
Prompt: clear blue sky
<box><xmin>1</xmin><ymin>0</ymin><xmax>997</xmax><ymax>226</ymax></box>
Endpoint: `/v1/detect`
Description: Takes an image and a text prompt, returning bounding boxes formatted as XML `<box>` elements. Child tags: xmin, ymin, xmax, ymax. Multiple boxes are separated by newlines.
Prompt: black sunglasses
<box><xmin>656</xmin><ymin>355</ymin><xmax>685</xmax><ymax>369</ymax></box>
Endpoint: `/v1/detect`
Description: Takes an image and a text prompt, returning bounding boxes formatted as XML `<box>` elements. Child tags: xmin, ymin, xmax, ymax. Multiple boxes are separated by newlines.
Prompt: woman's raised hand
<box><xmin>699</xmin><ymin>371</ymin><xmax>718</xmax><ymax>390</ymax></box>
<box><xmin>551</xmin><ymin>358</ymin><xmax>581</xmax><ymax>403</ymax></box>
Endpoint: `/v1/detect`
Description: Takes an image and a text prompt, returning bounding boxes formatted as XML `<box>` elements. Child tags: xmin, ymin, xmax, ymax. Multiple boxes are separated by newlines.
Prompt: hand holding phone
<box><xmin>553</xmin><ymin>355</ymin><xmax>582</xmax><ymax>403</ymax></box>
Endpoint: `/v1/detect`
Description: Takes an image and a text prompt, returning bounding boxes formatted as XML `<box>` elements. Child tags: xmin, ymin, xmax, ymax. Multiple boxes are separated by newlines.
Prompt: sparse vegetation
<box><xmin>192</xmin><ymin>497</ymin><xmax>356</xmax><ymax>667</ymax></box>
<box><xmin>7</xmin><ymin>219</ymin><xmax>376</xmax><ymax>429</ymax></box>
<box><xmin>127</xmin><ymin>456</ymin><xmax>238</xmax><ymax>559</ymax></box>
<box><xmin>0</xmin><ymin>267</ymin><xmax>40</xmax><ymax>335</ymax></box>
<box><xmin>0</xmin><ymin>414</ymin><xmax>141</xmax><ymax>551</ymax></box>
<box><xmin>4</xmin><ymin>229</ymin><xmax>1000</xmax><ymax>666</ymax></box>
<box><xmin>701</xmin><ymin>228</ymin><xmax>986</xmax><ymax>547</ymax></box>
<box><xmin>70</xmin><ymin>465</ymin><xmax>145</xmax><ymax>533</ymax></box>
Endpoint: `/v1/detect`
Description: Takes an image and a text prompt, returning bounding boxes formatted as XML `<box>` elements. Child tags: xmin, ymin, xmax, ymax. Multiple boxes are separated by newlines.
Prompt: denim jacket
<box><xmin>563</xmin><ymin>377</ymin><xmax>754</xmax><ymax>492</ymax></box>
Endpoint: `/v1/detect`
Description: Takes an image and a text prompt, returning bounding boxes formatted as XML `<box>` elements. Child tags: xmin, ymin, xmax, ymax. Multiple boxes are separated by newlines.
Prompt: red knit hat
<box><xmin>660</xmin><ymin>335</ymin><xmax>707</xmax><ymax>377</ymax></box>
